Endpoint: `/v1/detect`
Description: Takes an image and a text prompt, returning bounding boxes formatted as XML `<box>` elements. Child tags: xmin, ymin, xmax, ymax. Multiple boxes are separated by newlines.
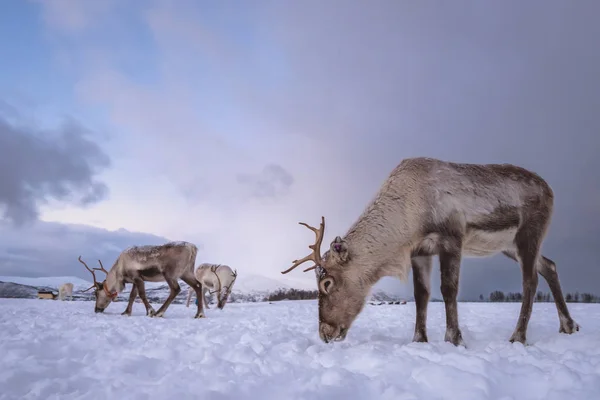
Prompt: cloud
<box><xmin>237</xmin><ymin>164</ymin><xmax>294</xmax><ymax>199</ymax></box>
<box><xmin>0</xmin><ymin>220</ymin><xmax>172</xmax><ymax>279</ymax></box>
<box><xmin>28</xmin><ymin>1</ymin><xmax>600</xmax><ymax>298</ymax></box>
<box><xmin>0</xmin><ymin>104</ymin><xmax>110</xmax><ymax>226</ymax></box>
<box><xmin>32</xmin><ymin>0</ymin><xmax>118</xmax><ymax>34</ymax></box>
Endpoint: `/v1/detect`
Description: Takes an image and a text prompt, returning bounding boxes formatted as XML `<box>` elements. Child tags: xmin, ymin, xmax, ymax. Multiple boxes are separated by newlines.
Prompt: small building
<box><xmin>37</xmin><ymin>290</ymin><xmax>57</xmax><ymax>300</ymax></box>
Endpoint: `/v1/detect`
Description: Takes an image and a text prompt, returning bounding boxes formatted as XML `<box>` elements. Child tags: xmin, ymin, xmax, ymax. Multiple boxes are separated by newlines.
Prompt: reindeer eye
<box><xmin>324</xmin><ymin>280</ymin><xmax>331</xmax><ymax>290</ymax></box>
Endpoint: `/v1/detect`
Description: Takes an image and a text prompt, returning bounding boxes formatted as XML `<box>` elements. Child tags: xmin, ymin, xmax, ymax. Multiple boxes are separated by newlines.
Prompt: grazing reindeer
<box><xmin>79</xmin><ymin>241</ymin><xmax>205</xmax><ymax>318</ymax></box>
<box><xmin>186</xmin><ymin>264</ymin><xmax>238</xmax><ymax>310</ymax></box>
<box><xmin>282</xmin><ymin>157</ymin><xmax>579</xmax><ymax>346</ymax></box>
<box><xmin>58</xmin><ymin>283</ymin><xmax>73</xmax><ymax>301</ymax></box>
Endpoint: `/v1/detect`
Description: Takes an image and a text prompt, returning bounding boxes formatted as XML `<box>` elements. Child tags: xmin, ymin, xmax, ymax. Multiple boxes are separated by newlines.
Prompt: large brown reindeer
<box><xmin>79</xmin><ymin>241</ymin><xmax>205</xmax><ymax>318</ymax></box>
<box><xmin>282</xmin><ymin>157</ymin><xmax>579</xmax><ymax>346</ymax></box>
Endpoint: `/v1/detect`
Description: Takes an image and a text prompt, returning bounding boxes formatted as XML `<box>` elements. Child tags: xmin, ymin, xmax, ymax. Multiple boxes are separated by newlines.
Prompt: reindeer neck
<box><xmin>343</xmin><ymin>204</ymin><xmax>415</xmax><ymax>283</ymax></box>
<box><xmin>105</xmin><ymin>268</ymin><xmax>124</xmax><ymax>294</ymax></box>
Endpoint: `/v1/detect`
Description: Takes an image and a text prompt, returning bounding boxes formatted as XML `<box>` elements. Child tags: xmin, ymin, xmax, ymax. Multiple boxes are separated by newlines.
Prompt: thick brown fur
<box><xmin>81</xmin><ymin>241</ymin><xmax>204</xmax><ymax>319</ymax></box>
<box><xmin>286</xmin><ymin>157</ymin><xmax>579</xmax><ymax>346</ymax></box>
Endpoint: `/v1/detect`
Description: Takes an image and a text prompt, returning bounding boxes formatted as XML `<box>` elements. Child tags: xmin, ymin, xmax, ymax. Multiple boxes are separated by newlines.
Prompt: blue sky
<box><xmin>1</xmin><ymin>0</ymin><xmax>599</xmax><ymax>299</ymax></box>
<box><xmin>0</xmin><ymin>1</ymin><xmax>71</xmax><ymax>121</ymax></box>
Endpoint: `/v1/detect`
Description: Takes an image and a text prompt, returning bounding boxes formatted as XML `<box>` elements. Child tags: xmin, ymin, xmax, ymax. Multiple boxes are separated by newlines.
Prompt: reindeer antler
<box><xmin>281</xmin><ymin>216</ymin><xmax>325</xmax><ymax>274</ymax></box>
<box><xmin>221</xmin><ymin>269</ymin><xmax>238</xmax><ymax>293</ymax></box>
<box><xmin>78</xmin><ymin>256</ymin><xmax>99</xmax><ymax>292</ymax></box>
<box><xmin>209</xmin><ymin>265</ymin><xmax>223</xmax><ymax>295</ymax></box>
<box><xmin>96</xmin><ymin>259</ymin><xmax>109</xmax><ymax>275</ymax></box>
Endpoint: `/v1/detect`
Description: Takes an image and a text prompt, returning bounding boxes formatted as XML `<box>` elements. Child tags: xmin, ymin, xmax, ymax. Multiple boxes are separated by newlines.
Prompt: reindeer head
<box><xmin>208</xmin><ymin>265</ymin><xmax>238</xmax><ymax>310</ymax></box>
<box><xmin>217</xmin><ymin>269</ymin><xmax>237</xmax><ymax>309</ymax></box>
<box><xmin>281</xmin><ymin>217</ymin><xmax>368</xmax><ymax>343</ymax></box>
<box><xmin>78</xmin><ymin>256</ymin><xmax>117</xmax><ymax>313</ymax></box>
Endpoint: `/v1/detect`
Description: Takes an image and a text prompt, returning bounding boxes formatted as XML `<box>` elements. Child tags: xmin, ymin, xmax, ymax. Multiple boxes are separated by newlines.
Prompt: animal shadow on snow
<box><xmin>98</xmin><ymin>306</ymin><xmax>210</xmax><ymax>320</ymax></box>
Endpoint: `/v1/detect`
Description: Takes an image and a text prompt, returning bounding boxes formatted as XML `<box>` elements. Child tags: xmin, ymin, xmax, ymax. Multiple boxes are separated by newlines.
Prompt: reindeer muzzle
<box><xmin>319</xmin><ymin>322</ymin><xmax>348</xmax><ymax>343</ymax></box>
<box><xmin>95</xmin><ymin>307</ymin><xmax>104</xmax><ymax>313</ymax></box>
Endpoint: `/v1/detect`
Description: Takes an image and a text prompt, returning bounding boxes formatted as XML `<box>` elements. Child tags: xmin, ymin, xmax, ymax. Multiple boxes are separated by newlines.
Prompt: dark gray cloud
<box><xmin>236</xmin><ymin>164</ymin><xmax>294</xmax><ymax>199</ymax></box>
<box><xmin>0</xmin><ymin>104</ymin><xmax>110</xmax><ymax>225</ymax></box>
<box><xmin>244</xmin><ymin>1</ymin><xmax>600</xmax><ymax>298</ymax></box>
<box><xmin>30</xmin><ymin>1</ymin><xmax>600</xmax><ymax>298</ymax></box>
<box><xmin>0</xmin><ymin>220</ymin><xmax>174</xmax><ymax>279</ymax></box>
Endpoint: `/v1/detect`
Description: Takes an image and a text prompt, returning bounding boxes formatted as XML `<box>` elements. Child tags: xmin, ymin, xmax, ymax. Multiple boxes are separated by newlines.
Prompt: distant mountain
<box><xmin>0</xmin><ymin>276</ymin><xmax>93</xmax><ymax>291</ymax></box>
<box><xmin>0</xmin><ymin>273</ymin><xmax>304</xmax><ymax>303</ymax></box>
<box><xmin>0</xmin><ymin>281</ymin><xmax>42</xmax><ymax>298</ymax></box>
<box><xmin>0</xmin><ymin>273</ymin><xmax>405</xmax><ymax>304</ymax></box>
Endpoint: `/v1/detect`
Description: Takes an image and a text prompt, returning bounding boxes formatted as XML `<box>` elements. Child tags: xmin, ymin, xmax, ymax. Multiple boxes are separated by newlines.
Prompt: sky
<box><xmin>0</xmin><ymin>0</ymin><xmax>599</xmax><ymax>300</ymax></box>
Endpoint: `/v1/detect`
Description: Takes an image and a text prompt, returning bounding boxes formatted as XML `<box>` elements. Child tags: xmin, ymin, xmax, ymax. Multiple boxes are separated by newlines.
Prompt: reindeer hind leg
<box><xmin>537</xmin><ymin>255</ymin><xmax>579</xmax><ymax>334</ymax></box>
<box><xmin>508</xmin><ymin>215</ymin><xmax>550</xmax><ymax>345</ymax></box>
<box><xmin>503</xmin><ymin>250</ymin><xmax>579</xmax><ymax>335</ymax></box>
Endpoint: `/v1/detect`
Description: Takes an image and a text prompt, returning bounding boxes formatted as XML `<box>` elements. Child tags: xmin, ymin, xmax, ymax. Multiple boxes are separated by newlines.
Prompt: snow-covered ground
<box><xmin>1</xmin><ymin>299</ymin><xmax>598</xmax><ymax>400</ymax></box>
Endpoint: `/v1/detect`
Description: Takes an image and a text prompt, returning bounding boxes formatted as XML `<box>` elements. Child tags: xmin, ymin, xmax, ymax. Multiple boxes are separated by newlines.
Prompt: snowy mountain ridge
<box><xmin>0</xmin><ymin>276</ymin><xmax>94</xmax><ymax>291</ymax></box>
<box><xmin>0</xmin><ymin>273</ymin><xmax>407</xmax><ymax>303</ymax></box>
<box><xmin>0</xmin><ymin>273</ymin><xmax>305</xmax><ymax>293</ymax></box>
<box><xmin>0</xmin><ymin>273</ymin><xmax>318</xmax><ymax>301</ymax></box>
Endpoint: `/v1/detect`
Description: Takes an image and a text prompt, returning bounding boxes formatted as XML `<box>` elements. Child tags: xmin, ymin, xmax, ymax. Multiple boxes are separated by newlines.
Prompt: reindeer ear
<box><xmin>329</xmin><ymin>236</ymin><xmax>349</xmax><ymax>263</ymax></box>
<box><xmin>96</xmin><ymin>282</ymin><xmax>103</xmax><ymax>290</ymax></box>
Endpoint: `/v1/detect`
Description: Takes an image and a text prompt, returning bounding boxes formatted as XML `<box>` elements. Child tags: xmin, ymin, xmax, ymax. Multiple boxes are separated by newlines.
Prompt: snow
<box><xmin>1</xmin><ymin>299</ymin><xmax>599</xmax><ymax>400</ymax></box>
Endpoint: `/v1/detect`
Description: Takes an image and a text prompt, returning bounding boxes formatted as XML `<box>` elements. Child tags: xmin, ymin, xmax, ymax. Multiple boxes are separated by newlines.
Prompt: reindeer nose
<box><xmin>95</xmin><ymin>307</ymin><xmax>104</xmax><ymax>313</ymax></box>
<box><xmin>319</xmin><ymin>322</ymin><xmax>337</xmax><ymax>344</ymax></box>
<box><xmin>319</xmin><ymin>322</ymin><xmax>347</xmax><ymax>343</ymax></box>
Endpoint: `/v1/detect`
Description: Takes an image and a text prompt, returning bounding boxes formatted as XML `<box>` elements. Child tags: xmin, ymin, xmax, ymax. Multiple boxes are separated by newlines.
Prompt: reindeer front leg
<box><xmin>185</xmin><ymin>286</ymin><xmax>193</xmax><ymax>308</ymax></box>
<box><xmin>122</xmin><ymin>283</ymin><xmax>138</xmax><ymax>316</ymax></box>
<box><xmin>439</xmin><ymin>237</ymin><xmax>465</xmax><ymax>347</ymax></box>
<box><xmin>153</xmin><ymin>277</ymin><xmax>181</xmax><ymax>318</ymax></box>
<box><xmin>203</xmin><ymin>287</ymin><xmax>211</xmax><ymax>309</ymax></box>
<box><xmin>134</xmin><ymin>278</ymin><xmax>156</xmax><ymax>317</ymax></box>
<box><xmin>411</xmin><ymin>256</ymin><xmax>432</xmax><ymax>342</ymax></box>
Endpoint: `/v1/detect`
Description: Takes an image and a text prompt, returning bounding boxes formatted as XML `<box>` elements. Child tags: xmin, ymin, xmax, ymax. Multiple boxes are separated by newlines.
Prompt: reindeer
<box><xmin>58</xmin><ymin>283</ymin><xmax>73</xmax><ymax>301</ymax></box>
<box><xmin>186</xmin><ymin>263</ymin><xmax>238</xmax><ymax>310</ymax></box>
<box><xmin>78</xmin><ymin>241</ymin><xmax>205</xmax><ymax>318</ymax></box>
<box><xmin>281</xmin><ymin>157</ymin><xmax>579</xmax><ymax>346</ymax></box>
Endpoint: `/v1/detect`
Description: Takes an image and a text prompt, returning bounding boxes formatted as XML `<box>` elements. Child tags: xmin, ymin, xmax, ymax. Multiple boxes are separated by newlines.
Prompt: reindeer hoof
<box><xmin>444</xmin><ymin>329</ymin><xmax>466</xmax><ymax>347</ymax></box>
<box><xmin>559</xmin><ymin>320</ymin><xmax>580</xmax><ymax>334</ymax></box>
<box><xmin>147</xmin><ymin>309</ymin><xmax>156</xmax><ymax>317</ymax></box>
<box><xmin>194</xmin><ymin>313</ymin><xmax>206</xmax><ymax>319</ymax></box>
<box><xmin>412</xmin><ymin>332</ymin><xmax>428</xmax><ymax>343</ymax></box>
<box><xmin>121</xmin><ymin>311</ymin><xmax>132</xmax><ymax>316</ymax></box>
<box><xmin>509</xmin><ymin>332</ymin><xmax>527</xmax><ymax>345</ymax></box>
<box><xmin>154</xmin><ymin>311</ymin><xmax>165</xmax><ymax>318</ymax></box>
